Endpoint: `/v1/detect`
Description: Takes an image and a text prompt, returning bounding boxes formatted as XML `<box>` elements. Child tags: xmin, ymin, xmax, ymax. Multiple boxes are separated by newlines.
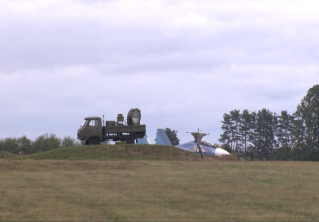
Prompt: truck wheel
<box><xmin>125</xmin><ymin>137</ymin><xmax>135</xmax><ymax>144</ymax></box>
<box><xmin>88</xmin><ymin>137</ymin><xmax>100</xmax><ymax>145</ymax></box>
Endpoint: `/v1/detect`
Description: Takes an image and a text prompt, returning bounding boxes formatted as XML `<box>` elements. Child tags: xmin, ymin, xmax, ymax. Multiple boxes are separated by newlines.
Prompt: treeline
<box><xmin>219</xmin><ymin>84</ymin><xmax>319</xmax><ymax>161</ymax></box>
<box><xmin>0</xmin><ymin>133</ymin><xmax>81</xmax><ymax>155</ymax></box>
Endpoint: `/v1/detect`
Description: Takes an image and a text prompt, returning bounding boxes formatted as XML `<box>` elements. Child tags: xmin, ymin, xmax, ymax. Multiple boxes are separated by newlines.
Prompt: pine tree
<box><xmin>219</xmin><ymin>110</ymin><xmax>242</xmax><ymax>154</ymax></box>
<box><xmin>253</xmin><ymin>109</ymin><xmax>277</xmax><ymax>160</ymax></box>
<box><xmin>219</xmin><ymin>113</ymin><xmax>237</xmax><ymax>151</ymax></box>
<box><xmin>248</xmin><ymin>111</ymin><xmax>258</xmax><ymax>159</ymax></box>
<box><xmin>164</xmin><ymin>128</ymin><xmax>180</xmax><ymax>146</ymax></box>
<box><xmin>277</xmin><ymin>110</ymin><xmax>295</xmax><ymax>151</ymax></box>
<box><xmin>219</xmin><ymin>113</ymin><xmax>232</xmax><ymax>150</ymax></box>
<box><xmin>239</xmin><ymin>109</ymin><xmax>253</xmax><ymax>159</ymax></box>
<box><xmin>230</xmin><ymin>110</ymin><xmax>241</xmax><ymax>154</ymax></box>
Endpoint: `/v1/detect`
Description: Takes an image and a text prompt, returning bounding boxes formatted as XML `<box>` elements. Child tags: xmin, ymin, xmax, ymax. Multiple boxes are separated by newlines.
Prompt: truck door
<box><xmin>87</xmin><ymin>119</ymin><xmax>102</xmax><ymax>142</ymax></box>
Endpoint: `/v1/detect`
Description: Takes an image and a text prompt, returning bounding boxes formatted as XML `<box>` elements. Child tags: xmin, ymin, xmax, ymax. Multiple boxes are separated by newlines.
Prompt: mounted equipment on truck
<box><xmin>77</xmin><ymin>108</ymin><xmax>146</xmax><ymax>145</ymax></box>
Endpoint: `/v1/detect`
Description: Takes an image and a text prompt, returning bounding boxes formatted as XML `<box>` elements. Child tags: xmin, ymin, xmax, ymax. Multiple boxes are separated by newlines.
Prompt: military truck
<box><xmin>77</xmin><ymin>108</ymin><xmax>146</xmax><ymax>145</ymax></box>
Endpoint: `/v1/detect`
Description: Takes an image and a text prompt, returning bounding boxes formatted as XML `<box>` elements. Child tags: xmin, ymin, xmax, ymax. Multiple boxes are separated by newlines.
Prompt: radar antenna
<box><xmin>187</xmin><ymin>128</ymin><xmax>209</xmax><ymax>159</ymax></box>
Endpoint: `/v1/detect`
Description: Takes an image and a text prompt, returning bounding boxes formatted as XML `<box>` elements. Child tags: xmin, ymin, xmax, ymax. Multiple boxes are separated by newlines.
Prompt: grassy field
<box><xmin>1</xmin><ymin>145</ymin><xmax>319</xmax><ymax>221</ymax></box>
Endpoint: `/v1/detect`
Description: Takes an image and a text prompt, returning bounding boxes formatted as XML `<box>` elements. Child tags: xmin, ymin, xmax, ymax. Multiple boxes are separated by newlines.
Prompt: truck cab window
<box><xmin>89</xmin><ymin>119</ymin><xmax>98</xmax><ymax>127</ymax></box>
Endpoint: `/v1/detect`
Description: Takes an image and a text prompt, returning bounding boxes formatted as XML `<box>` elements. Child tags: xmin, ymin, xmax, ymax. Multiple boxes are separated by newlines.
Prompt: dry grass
<box><xmin>1</xmin><ymin>159</ymin><xmax>319</xmax><ymax>221</ymax></box>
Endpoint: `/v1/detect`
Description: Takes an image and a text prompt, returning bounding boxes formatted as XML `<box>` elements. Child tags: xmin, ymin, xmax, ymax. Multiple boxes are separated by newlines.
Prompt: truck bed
<box><xmin>103</xmin><ymin>124</ymin><xmax>146</xmax><ymax>134</ymax></box>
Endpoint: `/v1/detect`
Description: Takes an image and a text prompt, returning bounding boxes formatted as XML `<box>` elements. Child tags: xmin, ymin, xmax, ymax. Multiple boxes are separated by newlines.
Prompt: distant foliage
<box><xmin>31</xmin><ymin>133</ymin><xmax>62</xmax><ymax>152</ymax></box>
<box><xmin>164</xmin><ymin>128</ymin><xmax>180</xmax><ymax>146</ymax></box>
<box><xmin>219</xmin><ymin>84</ymin><xmax>319</xmax><ymax>161</ymax></box>
<box><xmin>61</xmin><ymin>136</ymin><xmax>76</xmax><ymax>147</ymax></box>
<box><xmin>0</xmin><ymin>135</ymin><xmax>31</xmax><ymax>154</ymax></box>
<box><xmin>0</xmin><ymin>134</ymin><xmax>81</xmax><ymax>155</ymax></box>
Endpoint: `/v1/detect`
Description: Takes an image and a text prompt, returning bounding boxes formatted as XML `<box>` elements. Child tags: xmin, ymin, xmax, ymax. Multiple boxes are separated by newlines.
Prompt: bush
<box><xmin>31</xmin><ymin>133</ymin><xmax>61</xmax><ymax>153</ymax></box>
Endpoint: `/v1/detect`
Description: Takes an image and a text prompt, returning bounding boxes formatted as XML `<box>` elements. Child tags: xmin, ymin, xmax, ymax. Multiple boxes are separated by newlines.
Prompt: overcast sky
<box><xmin>1</xmin><ymin>0</ymin><xmax>319</xmax><ymax>144</ymax></box>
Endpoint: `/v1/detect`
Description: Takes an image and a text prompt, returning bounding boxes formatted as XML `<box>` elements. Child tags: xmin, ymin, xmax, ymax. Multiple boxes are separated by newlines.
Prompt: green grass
<box><xmin>19</xmin><ymin>144</ymin><xmax>207</xmax><ymax>161</ymax></box>
<box><xmin>0</xmin><ymin>145</ymin><xmax>319</xmax><ymax>221</ymax></box>
<box><xmin>0</xmin><ymin>151</ymin><xmax>14</xmax><ymax>159</ymax></box>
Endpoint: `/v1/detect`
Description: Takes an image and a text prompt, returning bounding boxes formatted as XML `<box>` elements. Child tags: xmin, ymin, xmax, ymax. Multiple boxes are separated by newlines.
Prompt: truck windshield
<box><xmin>81</xmin><ymin>120</ymin><xmax>89</xmax><ymax>126</ymax></box>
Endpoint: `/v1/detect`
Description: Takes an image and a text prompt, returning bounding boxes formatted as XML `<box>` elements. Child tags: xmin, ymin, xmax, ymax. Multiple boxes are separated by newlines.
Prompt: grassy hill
<box><xmin>0</xmin><ymin>151</ymin><xmax>15</xmax><ymax>159</ymax></box>
<box><xmin>19</xmin><ymin>144</ymin><xmax>211</xmax><ymax>161</ymax></box>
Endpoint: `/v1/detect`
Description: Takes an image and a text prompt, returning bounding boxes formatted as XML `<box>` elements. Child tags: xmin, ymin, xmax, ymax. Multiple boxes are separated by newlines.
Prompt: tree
<box><xmin>254</xmin><ymin>109</ymin><xmax>278</xmax><ymax>160</ymax></box>
<box><xmin>164</xmin><ymin>128</ymin><xmax>180</xmax><ymax>146</ymax></box>
<box><xmin>218</xmin><ymin>85</ymin><xmax>319</xmax><ymax>161</ymax></box>
<box><xmin>277</xmin><ymin>110</ymin><xmax>295</xmax><ymax>151</ymax></box>
<box><xmin>220</xmin><ymin>109</ymin><xmax>283</xmax><ymax>160</ymax></box>
<box><xmin>293</xmin><ymin>84</ymin><xmax>319</xmax><ymax>161</ymax></box>
<box><xmin>17</xmin><ymin>135</ymin><xmax>32</xmax><ymax>154</ymax></box>
<box><xmin>219</xmin><ymin>113</ymin><xmax>234</xmax><ymax>151</ymax></box>
<box><xmin>239</xmin><ymin>109</ymin><xmax>253</xmax><ymax>159</ymax></box>
<box><xmin>31</xmin><ymin>133</ymin><xmax>61</xmax><ymax>153</ymax></box>
<box><xmin>230</xmin><ymin>109</ymin><xmax>241</xmax><ymax>154</ymax></box>
<box><xmin>0</xmin><ymin>137</ymin><xmax>18</xmax><ymax>153</ymax></box>
<box><xmin>0</xmin><ymin>134</ymin><xmax>81</xmax><ymax>155</ymax></box>
<box><xmin>61</xmin><ymin>136</ymin><xmax>76</xmax><ymax>147</ymax></box>
<box><xmin>248</xmin><ymin>111</ymin><xmax>258</xmax><ymax>159</ymax></box>
<box><xmin>274</xmin><ymin>147</ymin><xmax>291</xmax><ymax>161</ymax></box>
<box><xmin>0</xmin><ymin>135</ymin><xmax>31</xmax><ymax>154</ymax></box>
<box><xmin>219</xmin><ymin>110</ymin><xmax>241</xmax><ymax>153</ymax></box>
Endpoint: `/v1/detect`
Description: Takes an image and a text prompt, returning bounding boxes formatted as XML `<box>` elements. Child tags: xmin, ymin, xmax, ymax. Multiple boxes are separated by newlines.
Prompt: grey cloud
<box><xmin>1</xmin><ymin>0</ymin><xmax>319</xmax><ymax>144</ymax></box>
<box><xmin>1</xmin><ymin>0</ymin><xmax>318</xmax><ymax>74</ymax></box>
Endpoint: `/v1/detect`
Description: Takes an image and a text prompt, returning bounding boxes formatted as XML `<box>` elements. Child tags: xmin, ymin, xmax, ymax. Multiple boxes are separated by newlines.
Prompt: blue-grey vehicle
<box><xmin>155</xmin><ymin>127</ymin><xmax>172</xmax><ymax>145</ymax></box>
<box><xmin>137</xmin><ymin>133</ymin><xmax>151</xmax><ymax>144</ymax></box>
<box><xmin>176</xmin><ymin>140</ymin><xmax>229</xmax><ymax>157</ymax></box>
<box><xmin>142</xmin><ymin>128</ymin><xmax>230</xmax><ymax>157</ymax></box>
<box><xmin>137</xmin><ymin>127</ymin><xmax>172</xmax><ymax>145</ymax></box>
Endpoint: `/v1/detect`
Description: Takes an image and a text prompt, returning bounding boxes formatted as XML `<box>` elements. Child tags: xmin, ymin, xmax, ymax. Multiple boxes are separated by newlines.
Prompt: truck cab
<box><xmin>77</xmin><ymin>116</ymin><xmax>102</xmax><ymax>145</ymax></box>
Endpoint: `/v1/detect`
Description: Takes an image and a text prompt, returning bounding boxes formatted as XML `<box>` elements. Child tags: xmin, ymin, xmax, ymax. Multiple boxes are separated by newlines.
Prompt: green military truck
<box><xmin>77</xmin><ymin>108</ymin><xmax>146</xmax><ymax>145</ymax></box>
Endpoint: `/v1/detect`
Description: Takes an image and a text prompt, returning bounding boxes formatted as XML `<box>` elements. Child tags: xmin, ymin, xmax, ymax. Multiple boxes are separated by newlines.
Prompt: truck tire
<box><xmin>125</xmin><ymin>137</ymin><xmax>135</xmax><ymax>144</ymax></box>
<box><xmin>88</xmin><ymin>137</ymin><xmax>100</xmax><ymax>145</ymax></box>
